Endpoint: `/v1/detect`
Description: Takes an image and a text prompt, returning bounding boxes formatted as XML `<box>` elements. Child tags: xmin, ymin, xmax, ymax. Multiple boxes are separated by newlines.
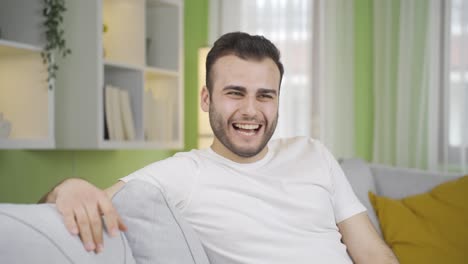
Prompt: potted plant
<box><xmin>41</xmin><ymin>0</ymin><xmax>71</xmax><ymax>90</ymax></box>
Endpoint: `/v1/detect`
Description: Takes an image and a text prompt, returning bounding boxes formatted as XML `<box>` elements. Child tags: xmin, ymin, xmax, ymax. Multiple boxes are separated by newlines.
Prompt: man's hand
<box><xmin>45</xmin><ymin>178</ymin><xmax>127</xmax><ymax>253</ymax></box>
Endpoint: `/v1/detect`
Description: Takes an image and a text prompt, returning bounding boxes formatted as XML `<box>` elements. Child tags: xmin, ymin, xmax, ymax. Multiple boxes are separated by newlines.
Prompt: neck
<box><xmin>210</xmin><ymin>139</ymin><xmax>268</xmax><ymax>164</ymax></box>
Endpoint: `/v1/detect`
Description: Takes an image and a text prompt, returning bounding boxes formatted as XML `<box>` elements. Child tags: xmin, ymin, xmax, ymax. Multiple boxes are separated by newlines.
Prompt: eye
<box><xmin>227</xmin><ymin>91</ymin><xmax>243</xmax><ymax>96</ymax></box>
<box><xmin>258</xmin><ymin>94</ymin><xmax>274</xmax><ymax>99</ymax></box>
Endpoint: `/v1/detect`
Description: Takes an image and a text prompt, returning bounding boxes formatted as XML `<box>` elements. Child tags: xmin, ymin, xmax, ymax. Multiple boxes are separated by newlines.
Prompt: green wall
<box><xmin>184</xmin><ymin>0</ymin><xmax>209</xmax><ymax>150</ymax></box>
<box><xmin>354</xmin><ymin>0</ymin><xmax>374</xmax><ymax>161</ymax></box>
<box><xmin>0</xmin><ymin>1</ymin><xmax>209</xmax><ymax>204</ymax></box>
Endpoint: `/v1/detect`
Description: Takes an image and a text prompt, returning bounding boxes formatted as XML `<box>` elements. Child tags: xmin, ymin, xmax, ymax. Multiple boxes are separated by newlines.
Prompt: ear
<box><xmin>200</xmin><ymin>86</ymin><xmax>210</xmax><ymax>112</ymax></box>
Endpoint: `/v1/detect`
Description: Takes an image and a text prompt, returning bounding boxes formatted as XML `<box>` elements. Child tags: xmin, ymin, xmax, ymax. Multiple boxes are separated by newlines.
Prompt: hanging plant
<box><xmin>41</xmin><ymin>0</ymin><xmax>71</xmax><ymax>90</ymax></box>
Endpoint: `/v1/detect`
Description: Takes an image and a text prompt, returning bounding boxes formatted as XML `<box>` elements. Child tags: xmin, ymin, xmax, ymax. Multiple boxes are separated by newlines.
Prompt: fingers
<box><xmin>53</xmin><ymin>178</ymin><xmax>125</xmax><ymax>254</ymax></box>
<box><xmin>62</xmin><ymin>208</ymin><xmax>79</xmax><ymax>236</ymax></box>
<box><xmin>62</xmin><ymin>198</ymin><xmax>119</xmax><ymax>254</ymax></box>
<box><xmin>85</xmin><ymin>203</ymin><xmax>104</xmax><ymax>253</ymax></box>
<box><xmin>99</xmin><ymin>199</ymin><xmax>125</xmax><ymax>237</ymax></box>
<box><xmin>118</xmin><ymin>215</ymin><xmax>128</xmax><ymax>232</ymax></box>
<box><xmin>74</xmin><ymin>206</ymin><xmax>96</xmax><ymax>252</ymax></box>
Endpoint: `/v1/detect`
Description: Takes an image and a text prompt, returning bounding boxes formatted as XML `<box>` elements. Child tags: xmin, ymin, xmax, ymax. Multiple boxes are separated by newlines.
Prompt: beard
<box><xmin>208</xmin><ymin>103</ymin><xmax>278</xmax><ymax>158</ymax></box>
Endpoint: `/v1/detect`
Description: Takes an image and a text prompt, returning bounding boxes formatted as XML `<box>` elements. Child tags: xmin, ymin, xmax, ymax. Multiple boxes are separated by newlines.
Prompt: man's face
<box><xmin>201</xmin><ymin>55</ymin><xmax>281</xmax><ymax>162</ymax></box>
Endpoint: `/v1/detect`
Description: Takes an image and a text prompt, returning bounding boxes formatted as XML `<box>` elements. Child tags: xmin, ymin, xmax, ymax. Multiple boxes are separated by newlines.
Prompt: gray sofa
<box><xmin>0</xmin><ymin>159</ymin><xmax>461</xmax><ymax>263</ymax></box>
<box><xmin>339</xmin><ymin>158</ymin><xmax>460</xmax><ymax>235</ymax></box>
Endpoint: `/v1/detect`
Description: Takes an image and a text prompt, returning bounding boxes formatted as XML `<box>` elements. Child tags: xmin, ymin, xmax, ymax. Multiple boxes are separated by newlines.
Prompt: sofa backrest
<box><xmin>369</xmin><ymin>164</ymin><xmax>460</xmax><ymax>199</ymax></box>
<box><xmin>340</xmin><ymin>158</ymin><xmax>462</xmax><ymax>235</ymax></box>
<box><xmin>340</xmin><ymin>158</ymin><xmax>380</xmax><ymax>234</ymax></box>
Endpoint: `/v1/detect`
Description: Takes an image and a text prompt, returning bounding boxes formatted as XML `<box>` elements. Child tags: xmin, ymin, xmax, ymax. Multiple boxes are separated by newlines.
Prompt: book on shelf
<box><xmin>104</xmin><ymin>85</ymin><xmax>115</xmax><ymax>140</ymax></box>
<box><xmin>144</xmin><ymin>89</ymin><xmax>156</xmax><ymax>140</ymax></box>
<box><xmin>105</xmin><ymin>85</ymin><xmax>135</xmax><ymax>141</ymax></box>
<box><xmin>144</xmin><ymin>89</ymin><xmax>166</xmax><ymax>141</ymax></box>
<box><xmin>144</xmin><ymin>87</ymin><xmax>175</xmax><ymax>142</ymax></box>
<box><xmin>119</xmin><ymin>88</ymin><xmax>136</xmax><ymax>140</ymax></box>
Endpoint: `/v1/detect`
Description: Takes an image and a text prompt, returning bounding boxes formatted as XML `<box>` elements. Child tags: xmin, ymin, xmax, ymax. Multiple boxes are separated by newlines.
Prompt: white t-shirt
<box><xmin>121</xmin><ymin>137</ymin><xmax>366</xmax><ymax>264</ymax></box>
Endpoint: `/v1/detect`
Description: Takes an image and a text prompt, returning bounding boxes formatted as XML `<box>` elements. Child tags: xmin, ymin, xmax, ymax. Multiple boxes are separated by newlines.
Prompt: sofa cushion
<box><xmin>112</xmin><ymin>179</ymin><xmax>210</xmax><ymax>264</ymax></box>
<box><xmin>0</xmin><ymin>203</ymin><xmax>135</xmax><ymax>264</ymax></box>
<box><xmin>369</xmin><ymin>175</ymin><xmax>468</xmax><ymax>264</ymax></box>
<box><xmin>339</xmin><ymin>158</ymin><xmax>380</xmax><ymax>234</ymax></box>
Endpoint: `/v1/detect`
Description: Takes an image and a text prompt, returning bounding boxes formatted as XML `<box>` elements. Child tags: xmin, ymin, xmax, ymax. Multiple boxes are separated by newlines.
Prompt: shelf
<box><xmin>0</xmin><ymin>39</ymin><xmax>42</xmax><ymax>55</ymax></box>
<box><xmin>145</xmin><ymin>0</ymin><xmax>181</xmax><ymax>71</ymax></box>
<box><xmin>0</xmin><ymin>37</ymin><xmax>53</xmax><ymax>150</ymax></box>
<box><xmin>0</xmin><ymin>139</ymin><xmax>54</xmax><ymax>149</ymax></box>
<box><xmin>103</xmin><ymin>0</ymin><xmax>145</xmax><ymax>66</ymax></box>
<box><xmin>0</xmin><ymin>0</ymin><xmax>46</xmax><ymax>48</ymax></box>
<box><xmin>0</xmin><ymin>0</ymin><xmax>54</xmax><ymax>150</ymax></box>
<box><xmin>99</xmin><ymin>139</ymin><xmax>181</xmax><ymax>150</ymax></box>
<box><xmin>55</xmin><ymin>0</ymin><xmax>183</xmax><ymax>150</ymax></box>
<box><xmin>103</xmin><ymin>66</ymin><xmax>144</xmax><ymax>142</ymax></box>
<box><xmin>147</xmin><ymin>0</ymin><xmax>183</xmax><ymax>8</ymax></box>
<box><xmin>144</xmin><ymin>72</ymin><xmax>180</xmax><ymax>143</ymax></box>
<box><xmin>104</xmin><ymin>59</ymin><xmax>144</xmax><ymax>71</ymax></box>
<box><xmin>145</xmin><ymin>66</ymin><xmax>179</xmax><ymax>78</ymax></box>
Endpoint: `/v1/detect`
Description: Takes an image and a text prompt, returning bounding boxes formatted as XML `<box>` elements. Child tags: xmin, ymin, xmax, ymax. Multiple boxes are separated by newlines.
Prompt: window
<box><xmin>444</xmin><ymin>0</ymin><xmax>468</xmax><ymax>171</ymax></box>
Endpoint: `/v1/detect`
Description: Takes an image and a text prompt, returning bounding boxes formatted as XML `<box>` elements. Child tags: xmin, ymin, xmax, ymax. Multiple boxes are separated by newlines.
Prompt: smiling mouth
<box><xmin>232</xmin><ymin>123</ymin><xmax>262</xmax><ymax>136</ymax></box>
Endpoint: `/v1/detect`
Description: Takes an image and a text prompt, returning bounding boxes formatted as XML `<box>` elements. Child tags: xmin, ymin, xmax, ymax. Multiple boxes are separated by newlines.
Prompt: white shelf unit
<box><xmin>56</xmin><ymin>0</ymin><xmax>184</xmax><ymax>149</ymax></box>
<box><xmin>0</xmin><ymin>0</ymin><xmax>54</xmax><ymax>149</ymax></box>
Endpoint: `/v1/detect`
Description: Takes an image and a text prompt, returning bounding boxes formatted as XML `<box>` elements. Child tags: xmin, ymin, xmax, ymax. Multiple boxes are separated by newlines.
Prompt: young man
<box><xmin>44</xmin><ymin>32</ymin><xmax>398</xmax><ymax>263</ymax></box>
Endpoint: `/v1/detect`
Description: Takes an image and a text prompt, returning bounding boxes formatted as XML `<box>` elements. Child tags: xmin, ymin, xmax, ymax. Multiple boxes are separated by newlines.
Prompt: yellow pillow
<box><xmin>369</xmin><ymin>175</ymin><xmax>468</xmax><ymax>264</ymax></box>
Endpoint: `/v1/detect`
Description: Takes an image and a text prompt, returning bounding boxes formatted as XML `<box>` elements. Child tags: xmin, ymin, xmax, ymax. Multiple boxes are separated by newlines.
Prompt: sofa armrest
<box><xmin>0</xmin><ymin>203</ymin><xmax>135</xmax><ymax>264</ymax></box>
<box><xmin>112</xmin><ymin>179</ymin><xmax>210</xmax><ymax>264</ymax></box>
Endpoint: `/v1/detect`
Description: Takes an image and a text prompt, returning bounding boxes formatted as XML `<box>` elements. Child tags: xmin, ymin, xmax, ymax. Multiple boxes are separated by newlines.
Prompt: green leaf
<box><xmin>42</xmin><ymin>0</ymin><xmax>71</xmax><ymax>87</ymax></box>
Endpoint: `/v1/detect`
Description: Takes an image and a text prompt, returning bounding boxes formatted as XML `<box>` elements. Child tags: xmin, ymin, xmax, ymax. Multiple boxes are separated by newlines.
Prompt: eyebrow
<box><xmin>223</xmin><ymin>85</ymin><xmax>246</xmax><ymax>92</ymax></box>
<box><xmin>257</xmin><ymin>88</ymin><xmax>277</xmax><ymax>96</ymax></box>
<box><xmin>222</xmin><ymin>86</ymin><xmax>277</xmax><ymax>96</ymax></box>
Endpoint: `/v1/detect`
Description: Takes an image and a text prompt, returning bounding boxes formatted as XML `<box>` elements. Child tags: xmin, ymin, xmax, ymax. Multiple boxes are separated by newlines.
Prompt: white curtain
<box><xmin>373</xmin><ymin>0</ymin><xmax>442</xmax><ymax>169</ymax></box>
<box><xmin>315</xmin><ymin>0</ymin><xmax>355</xmax><ymax>158</ymax></box>
<box><xmin>207</xmin><ymin>0</ymin><xmax>355</xmax><ymax>158</ymax></box>
<box><xmin>373</xmin><ymin>0</ymin><xmax>468</xmax><ymax>173</ymax></box>
<box><xmin>444</xmin><ymin>0</ymin><xmax>468</xmax><ymax>173</ymax></box>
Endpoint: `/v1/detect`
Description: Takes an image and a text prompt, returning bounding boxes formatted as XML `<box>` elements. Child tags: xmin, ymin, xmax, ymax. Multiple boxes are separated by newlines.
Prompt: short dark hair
<box><xmin>205</xmin><ymin>32</ymin><xmax>284</xmax><ymax>94</ymax></box>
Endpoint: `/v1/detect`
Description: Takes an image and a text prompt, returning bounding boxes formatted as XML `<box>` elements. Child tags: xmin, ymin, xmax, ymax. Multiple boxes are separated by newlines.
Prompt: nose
<box><xmin>239</xmin><ymin>96</ymin><xmax>258</xmax><ymax>117</ymax></box>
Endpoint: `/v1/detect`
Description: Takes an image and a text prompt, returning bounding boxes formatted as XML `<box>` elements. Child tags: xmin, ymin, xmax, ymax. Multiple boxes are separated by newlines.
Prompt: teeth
<box><xmin>234</xmin><ymin>123</ymin><xmax>260</xmax><ymax>130</ymax></box>
<box><xmin>238</xmin><ymin>130</ymin><xmax>255</xmax><ymax>136</ymax></box>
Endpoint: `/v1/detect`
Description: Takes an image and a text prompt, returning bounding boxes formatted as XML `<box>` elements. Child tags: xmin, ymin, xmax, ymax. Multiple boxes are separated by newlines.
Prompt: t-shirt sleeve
<box><xmin>318</xmin><ymin>142</ymin><xmax>366</xmax><ymax>223</ymax></box>
<box><xmin>120</xmin><ymin>154</ymin><xmax>198</xmax><ymax>211</ymax></box>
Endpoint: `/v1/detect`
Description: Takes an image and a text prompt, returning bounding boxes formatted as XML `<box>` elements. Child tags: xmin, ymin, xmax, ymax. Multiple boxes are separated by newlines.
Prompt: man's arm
<box><xmin>39</xmin><ymin>178</ymin><xmax>127</xmax><ymax>253</ymax></box>
<box><xmin>338</xmin><ymin>212</ymin><xmax>399</xmax><ymax>264</ymax></box>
